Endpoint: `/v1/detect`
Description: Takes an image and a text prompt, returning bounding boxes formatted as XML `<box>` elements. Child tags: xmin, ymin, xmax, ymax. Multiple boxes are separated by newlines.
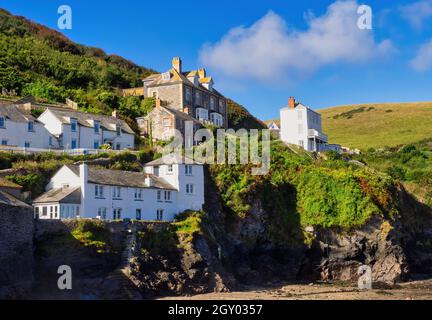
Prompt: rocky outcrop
<box><xmin>301</xmin><ymin>216</ymin><xmax>409</xmax><ymax>284</ymax></box>
<box><xmin>129</xmin><ymin>227</ymin><xmax>234</xmax><ymax>297</ymax></box>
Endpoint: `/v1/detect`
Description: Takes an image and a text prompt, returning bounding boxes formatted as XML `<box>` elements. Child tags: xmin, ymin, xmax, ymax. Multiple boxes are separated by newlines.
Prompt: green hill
<box><xmin>0</xmin><ymin>8</ymin><xmax>261</xmax><ymax>131</ymax></box>
<box><xmin>319</xmin><ymin>102</ymin><xmax>432</xmax><ymax>150</ymax></box>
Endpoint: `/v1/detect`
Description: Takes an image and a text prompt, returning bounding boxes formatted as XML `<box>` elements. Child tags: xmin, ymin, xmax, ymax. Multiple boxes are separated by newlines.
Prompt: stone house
<box><xmin>131</xmin><ymin>57</ymin><xmax>228</xmax><ymax>141</ymax></box>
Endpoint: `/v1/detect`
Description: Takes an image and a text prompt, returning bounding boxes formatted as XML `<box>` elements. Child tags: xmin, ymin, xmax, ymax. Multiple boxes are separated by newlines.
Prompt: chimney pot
<box><xmin>288</xmin><ymin>97</ymin><xmax>296</xmax><ymax>109</ymax></box>
<box><xmin>156</xmin><ymin>98</ymin><xmax>162</xmax><ymax>108</ymax></box>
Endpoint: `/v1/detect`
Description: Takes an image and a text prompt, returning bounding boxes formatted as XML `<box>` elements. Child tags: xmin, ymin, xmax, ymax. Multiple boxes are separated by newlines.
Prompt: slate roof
<box><xmin>143</xmin><ymin>68</ymin><xmax>224</xmax><ymax>98</ymax></box>
<box><xmin>46</xmin><ymin>108</ymin><xmax>134</xmax><ymax>134</ymax></box>
<box><xmin>145</xmin><ymin>153</ymin><xmax>202</xmax><ymax>166</ymax></box>
<box><xmin>66</xmin><ymin>165</ymin><xmax>176</xmax><ymax>190</ymax></box>
<box><xmin>33</xmin><ymin>187</ymin><xmax>81</xmax><ymax>204</ymax></box>
<box><xmin>0</xmin><ymin>104</ymin><xmax>37</xmax><ymax>123</ymax></box>
<box><xmin>0</xmin><ymin>191</ymin><xmax>31</xmax><ymax>207</ymax></box>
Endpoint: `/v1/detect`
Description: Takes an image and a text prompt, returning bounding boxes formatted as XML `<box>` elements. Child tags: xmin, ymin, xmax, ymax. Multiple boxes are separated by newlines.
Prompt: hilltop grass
<box><xmin>318</xmin><ymin>102</ymin><xmax>432</xmax><ymax>150</ymax></box>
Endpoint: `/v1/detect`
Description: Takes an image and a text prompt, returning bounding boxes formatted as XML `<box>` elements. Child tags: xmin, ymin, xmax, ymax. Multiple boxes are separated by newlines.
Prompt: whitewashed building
<box><xmin>0</xmin><ymin>104</ymin><xmax>59</xmax><ymax>149</ymax></box>
<box><xmin>33</xmin><ymin>154</ymin><xmax>204</xmax><ymax>221</ymax></box>
<box><xmin>37</xmin><ymin>108</ymin><xmax>135</xmax><ymax>150</ymax></box>
<box><xmin>280</xmin><ymin>97</ymin><xmax>329</xmax><ymax>152</ymax></box>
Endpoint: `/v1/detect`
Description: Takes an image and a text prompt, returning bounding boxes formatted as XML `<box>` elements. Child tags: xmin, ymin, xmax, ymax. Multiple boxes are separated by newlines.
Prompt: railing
<box><xmin>0</xmin><ymin>145</ymin><xmax>138</xmax><ymax>156</ymax></box>
<box><xmin>308</xmin><ymin>129</ymin><xmax>328</xmax><ymax>142</ymax></box>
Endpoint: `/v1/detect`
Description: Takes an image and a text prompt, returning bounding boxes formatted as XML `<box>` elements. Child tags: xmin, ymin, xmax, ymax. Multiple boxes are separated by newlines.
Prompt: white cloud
<box><xmin>199</xmin><ymin>0</ymin><xmax>393</xmax><ymax>82</ymax></box>
<box><xmin>399</xmin><ymin>0</ymin><xmax>432</xmax><ymax>30</ymax></box>
<box><xmin>411</xmin><ymin>39</ymin><xmax>432</xmax><ymax>71</ymax></box>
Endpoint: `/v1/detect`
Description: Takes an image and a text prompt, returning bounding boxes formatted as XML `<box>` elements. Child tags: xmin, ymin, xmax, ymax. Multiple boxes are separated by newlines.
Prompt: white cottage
<box><xmin>280</xmin><ymin>97</ymin><xmax>328</xmax><ymax>152</ymax></box>
<box><xmin>0</xmin><ymin>104</ymin><xmax>58</xmax><ymax>149</ymax></box>
<box><xmin>33</xmin><ymin>154</ymin><xmax>204</xmax><ymax>221</ymax></box>
<box><xmin>37</xmin><ymin>108</ymin><xmax>135</xmax><ymax>150</ymax></box>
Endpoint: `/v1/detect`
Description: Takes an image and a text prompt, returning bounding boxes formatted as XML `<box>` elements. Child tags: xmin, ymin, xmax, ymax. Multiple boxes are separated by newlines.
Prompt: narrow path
<box><xmin>101</xmin><ymin>229</ymin><xmax>142</xmax><ymax>300</ymax></box>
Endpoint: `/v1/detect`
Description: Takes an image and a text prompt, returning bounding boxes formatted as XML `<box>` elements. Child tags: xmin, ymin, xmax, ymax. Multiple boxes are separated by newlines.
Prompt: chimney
<box><xmin>79</xmin><ymin>163</ymin><xmax>88</xmax><ymax>181</ymax></box>
<box><xmin>145</xmin><ymin>176</ymin><xmax>153</xmax><ymax>187</ymax></box>
<box><xmin>198</xmin><ymin>68</ymin><xmax>206</xmax><ymax>78</ymax></box>
<box><xmin>183</xmin><ymin>107</ymin><xmax>189</xmax><ymax>115</ymax></box>
<box><xmin>66</xmin><ymin>98</ymin><xmax>78</xmax><ymax>110</ymax></box>
<box><xmin>288</xmin><ymin>96</ymin><xmax>296</xmax><ymax>109</ymax></box>
<box><xmin>112</xmin><ymin>109</ymin><xmax>119</xmax><ymax>118</ymax></box>
<box><xmin>156</xmin><ymin>98</ymin><xmax>162</xmax><ymax>109</ymax></box>
<box><xmin>22</xmin><ymin>102</ymin><xmax>32</xmax><ymax>112</ymax></box>
<box><xmin>172</xmin><ymin>57</ymin><xmax>182</xmax><ymax>73</ymax></box>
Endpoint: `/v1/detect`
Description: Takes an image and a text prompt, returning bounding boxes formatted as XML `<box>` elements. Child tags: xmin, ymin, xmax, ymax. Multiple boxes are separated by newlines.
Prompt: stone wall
<box><xmin>0</xmin><ymin>202</ymin><xmax>34</xmax><ymax>299</ymax></box>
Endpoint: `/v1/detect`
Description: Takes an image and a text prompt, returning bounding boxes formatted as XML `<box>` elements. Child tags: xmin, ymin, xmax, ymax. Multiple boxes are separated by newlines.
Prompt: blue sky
<box><xmin>2</xmin><ymin>0</ymin><xmax>432</xmax><ymax>120</ymax></box>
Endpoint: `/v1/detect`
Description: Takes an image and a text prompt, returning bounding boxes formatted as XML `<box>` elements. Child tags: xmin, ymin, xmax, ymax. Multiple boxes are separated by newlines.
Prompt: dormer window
<box><xmin>116</xmin><ymin>124</ymin><xmax>121</xmax><ymax>136</ymax></box>
<box><xmin>0</xmin><ymin>117</ymin><xmax>4</xmax><ymax>128</ymax></box>
<box><xmin>71</xmin><ymin>118</ymin><xmax>77</xmax><ymax>132</ymax></box>
<box><xmin>94</xmin><ymin>121</ymin><xmax>100</xmax><ymax>134</ymax></box>
<box><xmin>28</xmin><ymin>121</ymin><xmax>34</xmax><ymax>132</ymax></box>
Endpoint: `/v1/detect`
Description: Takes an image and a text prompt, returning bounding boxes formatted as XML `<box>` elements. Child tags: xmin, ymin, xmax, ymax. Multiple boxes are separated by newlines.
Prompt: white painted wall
<box><xmin>38</xmin><ymin>109</ymin><xmax>135</xmax><ymax>150</ymax></box>
<box><xmin>0</xmin><ymin>117</ymin><xmax>59</xmax><ymax>149</ymax></box>
<box><xmin>35</xmin><ymin>162</ymin><xmax>205</xmax><ymax>221</ymax></box>
<box><xmin>145</xmin><ymin>163</ymin><xmax>204</xmax><ymax>212</ymax></box>
<box><xmin>280</xmin><ymin>105</ymin><xmax>327</xmax><ymax>152</ymax></box>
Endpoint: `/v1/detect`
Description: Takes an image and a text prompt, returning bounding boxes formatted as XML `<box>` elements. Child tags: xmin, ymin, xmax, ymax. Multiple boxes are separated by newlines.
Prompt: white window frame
<box><xmin>167</xmin><ymin>164</ymin><xmax>173</xmax><ymax>173</ymax></box>
<box><xmin>112</xmin><ymin>186</ymin><xmax>121</xmax><ymax>199</ymax></box>
<box><xmin>184</xmin><ymin>165</ymin><xmax>192</xmax><ymax>175</ymax></box>
<box><xmin>134</xmin><ymin>188</ymin><xmax>142</xmax><ymax>200</ymax></box>
<box><xmin>0</xmin><ymin>117</ymin><xmax>5</xmax><ymax>128</ymax></box>
<box><xmin>186</xmin><ymin>183</ymin><xmax>194</xmax><ymax>195</ymax></box>
<box><xmin>95</xmin><ymin>185</ymin><xmax>104</xmax><ymax>198</ymax></box>
<box><xmin>156</xmin><ymin>209</ymin><xmax>164</xmax><ymax>221</ymax></box>
<box><xmin>157</xmin><ymin>190</ymin><xmax>162</xmax><ymax>202</ymax></box>
<box><xmin>1</xmin><ymin>139</ymin><xmax>7</xmax><ymax>146</ymax></box>
<box><xmin>164</xmin><ymin>190</ymin><xmax>171</xmax><ymax>202</ymax></box>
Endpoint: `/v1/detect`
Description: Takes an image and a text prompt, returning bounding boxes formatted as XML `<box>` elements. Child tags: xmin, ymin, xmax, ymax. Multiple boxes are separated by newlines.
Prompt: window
<box><xmin>112</xmin><ymin>186</ymin><xmax>121</xmax><ymax>199</ymax></box>
<box><xmin>186</xmin><ymin>183</ymin><xmax>194</xmax><ymax>195</ymax></box>
<box><xmin>185</xmin><ymin>87</ymin><xmax>191</xmax><ymax>102</ymax></box>
<box><xmin>116</xmin><ymin>125</ymin><xmax>121</xmax><ymax>136</ymax></box>
<box><xmin>24</xmin><ymin>141</ymin><xmax>30</xmax><ymax>148</ymax></box>
<box><xmin>157</xmin><ymin>190</ymin><xmax>162</xmax><ymax>201</ymax></box>
<box><xmin>134</xmin><ymin>188</ymin><xmax>142</xmax><ymax>200</ymax></box>
<box><xmin>94</xmin><ymin>121</ymin><xmax>100</xmax><ymax>134</ymax></box>
<box><xmin>54</xmin><ymin>206</ymin><xmax>58</xmax><ymax>218</ymax></box>
<box><xmin>42</xmin><ymin>206</ymin><xmax>47</xmax><ymax>216</ymax></box>
<box><xmin>49</xmin><ymin>136</ymin><xmax>53</xmax><ymax>146</ymax></box>
<box><xmin>154</xmin><ymin>166</ymin><xmax>159</xmax><ymax>176</ymax></box>
<box><xmin>210</xmin><ymin>97</ymin><xmax>215</xmax><ymax>110</ymax></box>
<box><xmin>156</xmin><ymin>209</ymin><xmax>164</xmax><ymax>221</ymax></box>
<box><xmin>115</xmin><ymin>143</ymin><xmax>121</xmax><ymax>150</ymax></box>
<box><xmin>167</xmin><ymin>164</ymin><xmax>173</xmax><ymax>173</ymax></box>
<box><xmin>299</xmin><ymin>140</ymin><xmax>304</xmax><ymax>148</ymax></box>
<box><xmin>184</xmin><ymin>165</ymin><xmax>193</xmax><ymax>175</ymax></box>
<box><xmin>98</xmin><ymin>207</ymin><xmax>107</xmax><ymax>219</ymax></box>
<box><xmin>95</xmin><ymin>185</ymin><xmax>104</xmax><ymax>198</ymax></box>
<box><xmin>1</xmin><ymin>140</ymin><xmax>7</xmax><ymax>146</ymax></box>
<box><xmin>71</xmin><ymin>139</ymin><xmax>77</xmax><ymax>149</ymax></box>
<box><xmin>28</xmin><ymin>121</ymin><xmax>34</xmax><ymax>132</ymax></box>
<box><xmin>0</xmin><ymin>117</ymin><xmax>4</xmax><ymax>128</ymax></box>
<box><xmin>113</xmin><ymin>208</ymin><xmax>122</xmax><ymax>220</ymax></box>
<box><xmin>164</xmin><ymin>190</ymin><xmax>171</xmax><ymax>202</ymax></box>
<box><xmin>219</xmin><ymin>99</ymin><xmax>224</xmax><ymax>113</ymax></box>
<box><xmin>195</xmin><ymin>91</ymin><xmax>201</xmax><ymax>104</ymax></box>
<box><xmin>76</xmin><ymin>206</ymin><xmax>80</xmax><ymax>217</ymax></box>
<box><xmin>94</xmin><ymin>141</ymin><xmax>100</xmax><ymax>149</ymax></box>
<box><xmin>152</xmin><ymin>91</ymin><xmax>158</xmax><ymax>98</ymax></box>
<box><xmin>71</xmin><ymin>118</ymin><xmax>77</xmax><ymax>132</ymax></box>
<box><xmin>136</xmin><ymin>209</ymin><xmax>142</xmax><ymax>220</ymax></box>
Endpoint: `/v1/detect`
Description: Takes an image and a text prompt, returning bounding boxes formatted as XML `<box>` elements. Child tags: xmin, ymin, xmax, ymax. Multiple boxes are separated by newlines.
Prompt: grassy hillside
<box><xmin>0</xmin><ymin>8</ymin><xmax>262</xmax><ymax>131</ymax></box>
<box><xmin>319</xmin><ymin>102</ymin><xmax>432</xmax><ymax>150</ymax></box>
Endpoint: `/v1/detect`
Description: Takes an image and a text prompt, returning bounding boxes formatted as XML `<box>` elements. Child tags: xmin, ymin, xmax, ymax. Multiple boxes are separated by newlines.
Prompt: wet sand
<box><xmin>158</xmin><ymin>279</ymin><xmax>432</xmax><ymax>300</ymax></box>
